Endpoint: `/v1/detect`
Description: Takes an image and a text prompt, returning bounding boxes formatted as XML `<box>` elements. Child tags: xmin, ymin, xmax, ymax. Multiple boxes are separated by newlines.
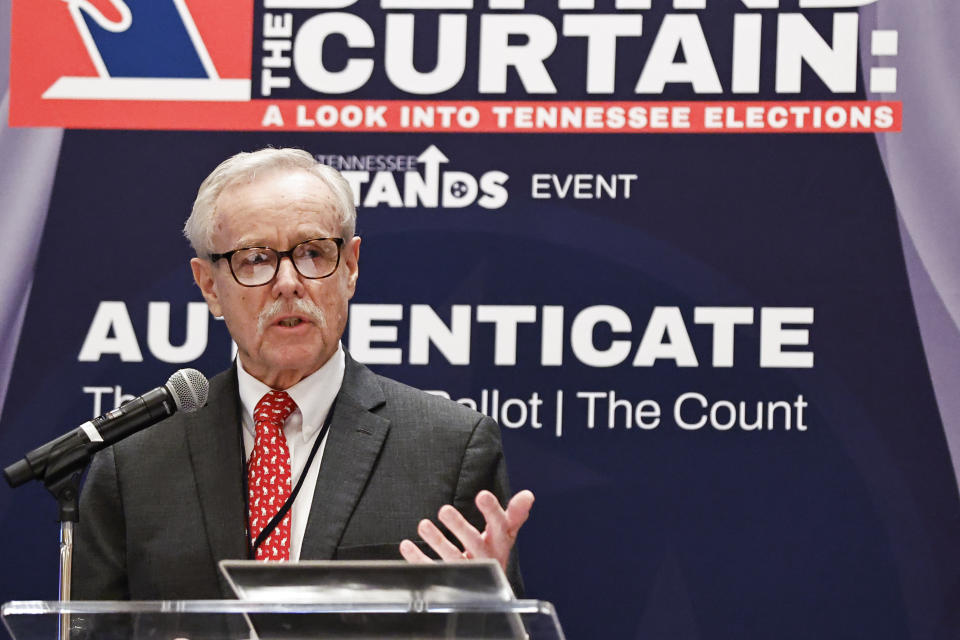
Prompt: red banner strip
<box><xmin>11</xmin><ymin>100</ymin><xmax>902</xmax><ymax>134</ymax></box>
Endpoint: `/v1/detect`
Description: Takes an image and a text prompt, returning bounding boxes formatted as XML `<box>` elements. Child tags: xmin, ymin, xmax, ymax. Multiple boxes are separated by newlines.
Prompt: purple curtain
<box><xmin>0</xmin><ymin>1</ymin><xmax>64</xmax><ymax>420</ymax></box>
<box><xmin>862</xmin><ymin>3</ymin><xmax>960</xmax><ymax>489</ymax></box>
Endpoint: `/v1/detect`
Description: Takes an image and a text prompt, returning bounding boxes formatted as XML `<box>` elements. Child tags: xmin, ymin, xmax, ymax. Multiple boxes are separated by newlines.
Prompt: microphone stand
<box><xmin>47</xmin><ymin>473</ymin><xmax>81</xmax><ymax>637</ymax></box>
<box><xmin>41</xmin><ymin>438</ymin><xmax>95</xmax><ymax>640</ymax></box>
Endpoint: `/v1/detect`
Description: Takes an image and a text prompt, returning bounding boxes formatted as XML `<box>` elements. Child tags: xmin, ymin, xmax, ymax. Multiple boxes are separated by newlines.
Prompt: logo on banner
<box><xmin>320</xmin><ymin>146</ymin><xmax>509</xmax><ymax>210</ymax></box>
<box><xmin>43</xmin><ymin>0</ymin><xmax>249</xmax><ymax>101</ymax></box>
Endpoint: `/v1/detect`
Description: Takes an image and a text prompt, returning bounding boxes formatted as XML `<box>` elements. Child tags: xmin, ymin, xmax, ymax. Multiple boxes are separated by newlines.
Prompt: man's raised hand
<box><xmin>399</xmin><ymin>490</ymin><xmax>535</xmax><ymax>572</ymax></box>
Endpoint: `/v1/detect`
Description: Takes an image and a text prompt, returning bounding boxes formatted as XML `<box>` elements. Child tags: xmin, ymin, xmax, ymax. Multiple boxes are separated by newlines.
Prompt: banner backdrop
<box><xmin>3</xmin><ymin>2</ymin><xmax>960</xmax><ymax>638</ymax></box>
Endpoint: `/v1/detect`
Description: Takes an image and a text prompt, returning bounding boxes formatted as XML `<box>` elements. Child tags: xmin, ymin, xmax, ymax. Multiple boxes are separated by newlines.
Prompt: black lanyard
<box><xmin>244</xmin><ymin>399</ymin><xmax>337</xmax><ymax>558</ymax></box>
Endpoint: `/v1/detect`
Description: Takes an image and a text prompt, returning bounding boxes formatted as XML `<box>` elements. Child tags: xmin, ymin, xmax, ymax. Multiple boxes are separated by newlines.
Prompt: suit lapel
<box><xmin>185</xmin><ymin>367</ymin><xmax>249</xmax><ymax>568</ymax></box>
<box><xmin>300</xmin><ymin>356</ymin><xmax>390</xmax><ymax>559</ymax></box>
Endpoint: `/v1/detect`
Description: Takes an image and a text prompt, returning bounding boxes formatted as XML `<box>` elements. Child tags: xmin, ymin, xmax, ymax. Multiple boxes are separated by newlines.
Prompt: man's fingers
<box><xmin>437</xmin><ymin>504</ymin><xmax>484</xmax><ymax>557</ymax></box>
<box><xmin>417</xmin><ymin>518</ymin><xmax>464</xmax><ymax>562</ymax></box>
<box><xmin>475</xmin><ymin>490</ymin><xmax>509</xmax><ymax>529</ymax></box>
<box><xmin>409</xmin><ymin>491</ymin><xmax>534</xmax><ymax>572</ymax></box>
<box><xmin>473</xmin><ymin>491</ymin><xmax>518</xmax><ymax>571</ymax></box>
<box><xmin>504</xmin><ymin>490</ymin><xmax>535</xmax><ymax>531</ymax></box>
<box><xmin>399</xmin><ymin>539</ymin><xmax>432</xmax><ymax>564</ymax></box>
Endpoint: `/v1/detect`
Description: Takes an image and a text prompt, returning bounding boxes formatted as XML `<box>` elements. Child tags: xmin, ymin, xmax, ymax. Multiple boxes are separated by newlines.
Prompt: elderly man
<box><xmin>73</xmin><ymin>148</ymin><xmax>533</xmax><ymax>599</ymax></box>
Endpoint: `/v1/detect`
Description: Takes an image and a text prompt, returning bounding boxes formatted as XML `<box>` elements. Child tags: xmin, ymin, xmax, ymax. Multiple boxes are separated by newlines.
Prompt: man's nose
<box><xmin>272</xmin><ymin>256</ymin><xmax>304</xmax><ymax>296</ymax></box>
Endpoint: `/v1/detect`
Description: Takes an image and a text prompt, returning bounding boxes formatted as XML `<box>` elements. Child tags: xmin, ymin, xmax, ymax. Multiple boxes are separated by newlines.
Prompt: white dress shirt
<box><xmin>237</xmin><ymin>344</ymin><xmax>345</xmax><ymax>561</ymax></box>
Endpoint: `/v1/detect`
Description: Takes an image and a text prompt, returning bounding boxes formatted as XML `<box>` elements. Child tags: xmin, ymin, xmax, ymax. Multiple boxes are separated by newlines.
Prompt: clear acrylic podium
<box><xmin>2</xmin><ymin>561</ymin><xmax>566</xmax><ymax>640</ymax></box>
<box><xmin>2</xmin><ymin>599</ymin><xmax>565</xmax><ymax>640</ymax></box>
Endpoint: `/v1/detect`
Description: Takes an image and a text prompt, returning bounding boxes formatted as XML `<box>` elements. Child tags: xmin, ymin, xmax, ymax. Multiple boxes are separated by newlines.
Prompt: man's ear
<box><xmin>190</xmin><ymin>257</ymin><xmax>223</xmax><ymax>318</ymax></box>
<box><xmin>345</xmin><ymin>236</ymin><xmax>361</xmax><ymax>298</ymax></box>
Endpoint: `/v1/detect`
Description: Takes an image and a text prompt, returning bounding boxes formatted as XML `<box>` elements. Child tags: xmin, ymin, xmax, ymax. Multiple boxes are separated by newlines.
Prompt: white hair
<box><xmin>183</xmin><ymin>147</ymin><xmax>357</xmax><ymax>257</ymax></box>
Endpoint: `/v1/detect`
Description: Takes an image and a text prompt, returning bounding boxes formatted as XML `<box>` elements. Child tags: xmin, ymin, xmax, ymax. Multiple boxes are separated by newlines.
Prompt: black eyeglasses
<box><xmin>210</xmin><ymin>237</ymin><xmax>344</xmax><ymax>287</ymax></box>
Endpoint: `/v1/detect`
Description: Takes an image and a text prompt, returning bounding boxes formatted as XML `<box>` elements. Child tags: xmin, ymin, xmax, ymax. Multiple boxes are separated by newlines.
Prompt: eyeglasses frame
<box><xmin>209</xmin><ymin>237</ymin><xmax>345</xmax><ymax>287</ymax></box>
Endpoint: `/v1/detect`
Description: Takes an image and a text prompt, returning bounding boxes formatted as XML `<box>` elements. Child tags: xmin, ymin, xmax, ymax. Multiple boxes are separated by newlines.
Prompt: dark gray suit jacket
<box><xmin>72</xmin><ymin>356</ymin><xmax>521</xmax><ymax>598</ymax></box>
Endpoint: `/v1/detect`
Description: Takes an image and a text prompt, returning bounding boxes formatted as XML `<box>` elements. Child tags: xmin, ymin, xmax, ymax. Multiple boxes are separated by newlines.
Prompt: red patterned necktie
<box><xmin>248</xmin><ymin>390</ymin><xmax>297</xmax><ymax>561</ymax></box>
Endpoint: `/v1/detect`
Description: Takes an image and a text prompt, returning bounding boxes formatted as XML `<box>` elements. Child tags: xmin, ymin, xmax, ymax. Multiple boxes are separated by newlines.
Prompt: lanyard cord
<box><xmin>247</xmin><ymin>399</ymin><xmax>337</xmax><ymax>557</ymax></box>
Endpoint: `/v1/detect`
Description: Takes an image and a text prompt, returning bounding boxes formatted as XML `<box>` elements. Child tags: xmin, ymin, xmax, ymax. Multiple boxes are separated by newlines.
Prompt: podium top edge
<box><xmin>2</xmin><ymin>599</ymin><xmax>553</xmax><ymax>616</ymax></box>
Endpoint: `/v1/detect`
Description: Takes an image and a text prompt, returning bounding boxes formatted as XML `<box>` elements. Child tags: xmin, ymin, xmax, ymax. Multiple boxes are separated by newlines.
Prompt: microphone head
<box><xmin>165</xmin><ymin>369</ymin><xmax>209</xmax><ymax>413</ymax></box>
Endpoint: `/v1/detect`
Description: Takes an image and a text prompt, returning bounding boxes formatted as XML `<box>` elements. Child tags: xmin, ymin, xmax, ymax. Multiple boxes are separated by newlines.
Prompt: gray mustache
<box><xmin>257</xmin><ymin>298</ymin><xmax>327</xmax><ymax>334</ymax></box>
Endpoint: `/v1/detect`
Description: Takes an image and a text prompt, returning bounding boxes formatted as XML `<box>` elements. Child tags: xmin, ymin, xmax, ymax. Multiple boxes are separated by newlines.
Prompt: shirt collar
<box><xmin>236</xmin><ymin>343</ymin><xmax>346</xmax><ymax>443</ymax></box>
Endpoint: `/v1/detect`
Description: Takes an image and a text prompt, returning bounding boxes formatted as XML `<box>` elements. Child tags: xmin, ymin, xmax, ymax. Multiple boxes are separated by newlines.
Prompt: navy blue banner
<box><xmin>3</xmin><ymin>2</ymin><xmax>960</xmax><ymax>639</ymax></box>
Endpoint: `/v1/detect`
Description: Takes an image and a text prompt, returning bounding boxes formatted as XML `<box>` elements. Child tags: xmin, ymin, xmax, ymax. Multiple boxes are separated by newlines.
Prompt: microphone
<box><xmin>3</xmin><ymin>369</ymin><xmax>209</xmax><ymax>488</ymax></box>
